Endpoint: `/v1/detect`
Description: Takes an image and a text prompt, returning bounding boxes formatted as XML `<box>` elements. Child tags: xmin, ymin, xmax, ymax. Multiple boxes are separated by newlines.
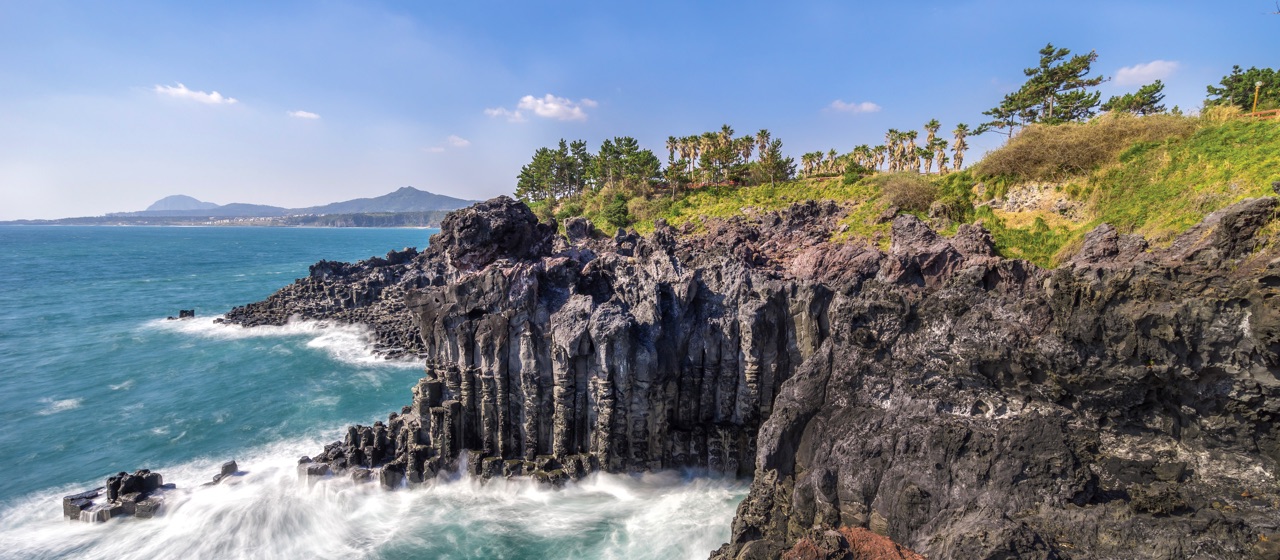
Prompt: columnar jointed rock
<box><xmin>296</xmin><ymin>198</ymin><xmax>842</xmax><ymax>483</ymax></box>
<box><xmin>62</xmin><ymin>469</ymin><xmax>171</xmax><ymax>522</ymax></box>
<box><xmin>233</xmin><ymin>194</ymin><xmax>1280</xmax><ymax>559</ymax></box>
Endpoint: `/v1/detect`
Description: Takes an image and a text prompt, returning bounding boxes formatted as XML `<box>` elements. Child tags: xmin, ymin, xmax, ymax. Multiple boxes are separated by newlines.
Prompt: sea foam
<box><xmin>0</xmin><ymin>433</ymin><xmax>745</xmax><ymax>560</ymax></box>
<box><xmin>36</xmin><ymin>398</ymin><xmax>83</xmax><ymax>416</ymax></box>
<box><xmin>145</xmin><ymin>316</ymin><xmax>419</xmax><ymax>368</ymax></box>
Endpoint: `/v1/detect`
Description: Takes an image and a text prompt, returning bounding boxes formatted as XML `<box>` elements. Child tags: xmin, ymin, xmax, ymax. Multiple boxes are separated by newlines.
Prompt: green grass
<box><xmin>1090</xmin><ymin>118</ymin><xmax>1280</xmax><ymax>242</ymax></box>
<box><xmin>537</xmin><ymin>117</ymin><xmax>1279</xmax><ymax>269</ymax></box>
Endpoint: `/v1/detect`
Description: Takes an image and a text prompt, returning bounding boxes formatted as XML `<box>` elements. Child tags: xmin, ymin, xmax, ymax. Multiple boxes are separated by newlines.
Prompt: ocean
<box><xmin>0</xmin><ymin>226</ymin><xmax>746</xmax><ymax>560</ymax></box>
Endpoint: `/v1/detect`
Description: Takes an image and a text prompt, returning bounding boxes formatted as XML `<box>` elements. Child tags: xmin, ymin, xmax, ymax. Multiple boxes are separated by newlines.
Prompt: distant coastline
<box><xmin>3</xmin><ymin>186</ymin><xmax>475</xmax><ymax>228</ymax></box>
<box><xmin>0</xmin><ymin>210</ymin><xmax>452</xmax><ymax>228</ymax></box>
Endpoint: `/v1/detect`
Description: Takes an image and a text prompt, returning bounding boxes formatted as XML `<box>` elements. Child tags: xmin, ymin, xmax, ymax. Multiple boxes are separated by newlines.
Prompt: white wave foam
<box><xmin>0</xmin><ymin>434</ymin><xmax>746</xmax><ymax>560</ymax></box>
<box><xmin>37</xmin><ymin>398</ymin><xmax>83</xmax><ymax>416</ymax></box>
<box><xmin>109</xmin><ymin>380</ymin><xmax>135</xmax><ymax>391</ymax></box>
<box><xmin>145</xmin><ymin>316</ymin><xmax>419</xmax><ymax>368</ymax></box>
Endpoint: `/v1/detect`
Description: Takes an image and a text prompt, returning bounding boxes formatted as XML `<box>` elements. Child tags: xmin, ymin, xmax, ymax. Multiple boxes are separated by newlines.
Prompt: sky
<box><xmin>2</xmin><ymin>0</ymin><xmax>1278</xmax><ymax>220</ymax></box>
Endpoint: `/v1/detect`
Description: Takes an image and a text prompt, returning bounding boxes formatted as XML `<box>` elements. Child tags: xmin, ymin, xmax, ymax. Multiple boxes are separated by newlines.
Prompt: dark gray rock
<box><xmin>63</xmin><ymin>469</ymin><xmax>169</xmax><ymax>522</ymax></box>
<box><xmin>227</xmin><ymin>195</ymin><xmax>1280</xmax><ymax>559</ymax></box>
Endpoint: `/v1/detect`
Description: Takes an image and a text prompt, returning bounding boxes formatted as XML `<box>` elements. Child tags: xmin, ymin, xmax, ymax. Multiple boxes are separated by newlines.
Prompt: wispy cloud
<box><xmin>288</xmin><ymin>110</ymin><xmax>320</xmax><ymax>119</ymax></box>
<box><xmin>486</xmin><ymin>94</ymin><xmax>596</xmax><ymax>122</ymax></box>
<box><xmin>828</xmin><ymin>99</ymin><xmax>881</xmax><ymax>114</ymax></box>
<box><xmin>483</xmin><ymin>107</ymin><xmax>525</xmax><ymax>123</ymax></box>
<box><xmin>425</xmin><ymin>135</ymin><xmax>471</xmax><ymax>154</ymax></box>
<box><xmin>1115</xmin><ymin>60</ymin><xmax>1179</xmax><ymax>86</ymax></box>
<box><xmin>153</xmin><ymin>83</ymin><xmax>238</xmax><ymax>105</ymax></box>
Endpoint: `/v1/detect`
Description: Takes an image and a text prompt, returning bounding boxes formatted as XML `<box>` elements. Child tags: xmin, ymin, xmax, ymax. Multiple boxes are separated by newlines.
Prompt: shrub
<box><xmin>877</xmin><ymin>173</ymin><xmax>938</xmax><ymax>213</ymax></box>
<box><xmin>975</xmin><ymin>113</ymin><xmax>1198</xmax><ymax>181</ymax></box>
<box><xmin>554</xmin><ymin>201</ymin><xmax>584</xmax><ymax>220</ymax></box>
<box><xmin>601</xmin><ymin>193</ymin><xmax>632</xmax><ymax>230</ymax></box>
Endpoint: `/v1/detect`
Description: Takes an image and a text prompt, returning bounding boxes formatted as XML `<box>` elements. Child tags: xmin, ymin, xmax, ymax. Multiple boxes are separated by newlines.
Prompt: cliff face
<box><xmin>225</xmin><ymin>195</ymin><xmax>1280</xmax><ymax>559</ymax></box>
<box><xmin>720</xmin><ymin>196</ymin><xmax>1280</xmax><ymax>559</ymax></box>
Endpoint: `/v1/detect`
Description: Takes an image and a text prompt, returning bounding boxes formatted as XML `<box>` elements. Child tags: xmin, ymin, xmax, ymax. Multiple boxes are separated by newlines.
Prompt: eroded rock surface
<box><xmin>228</xmin><ymin>195</ymin><xmax>1280</xmax><ymax>559</ymax></box>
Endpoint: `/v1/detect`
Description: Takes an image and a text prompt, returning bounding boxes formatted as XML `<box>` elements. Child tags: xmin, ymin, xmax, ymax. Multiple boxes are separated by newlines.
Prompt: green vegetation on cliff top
<box><xmin>519</xmin><ymin>53</ymin><xmax>1280</xmax><ymax>268</ymax></box>
<box><xmin>540</xmin><ymin>111</ymin><xmax>1278</xmax><ymax>268</ymax></box>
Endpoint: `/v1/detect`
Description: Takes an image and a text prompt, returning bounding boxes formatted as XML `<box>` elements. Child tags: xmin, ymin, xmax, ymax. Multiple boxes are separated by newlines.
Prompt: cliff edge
<box><xmin>224</xmin><ymin>195</ymin><xmax>1280</xmax><ymax>559</ymax></box>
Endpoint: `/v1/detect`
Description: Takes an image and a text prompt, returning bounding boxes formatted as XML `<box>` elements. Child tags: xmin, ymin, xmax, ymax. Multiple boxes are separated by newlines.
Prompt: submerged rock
<box><xmin>228</xmin><ymin>195</ymin><xmax>1280</xmax><ymax>558</ymax></box>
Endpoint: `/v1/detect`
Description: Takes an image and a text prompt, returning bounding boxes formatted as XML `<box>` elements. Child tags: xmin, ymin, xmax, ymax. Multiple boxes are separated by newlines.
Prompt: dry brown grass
<box><xmin>878</xmin><ymin>173</ymin><xmax>938</xmax><ymax>213</ymax></box>
<box><xmin>975</xmin><ymin>113</ymin><xmax>1199</xmax><ymax>181</ymax></box>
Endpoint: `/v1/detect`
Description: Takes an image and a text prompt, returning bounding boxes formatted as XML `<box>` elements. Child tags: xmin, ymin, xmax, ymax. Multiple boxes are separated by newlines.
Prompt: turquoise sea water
<box><xmin>0</xmin><ymin>226</ymin><xmax>745</xmax><ymax>560</ymax></box>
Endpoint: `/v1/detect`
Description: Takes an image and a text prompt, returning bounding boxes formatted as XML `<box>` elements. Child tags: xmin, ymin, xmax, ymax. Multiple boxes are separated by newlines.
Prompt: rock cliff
<box><xmin>225</xmin><ymin>195</ymin><xmax>1280</xmax><ymax>559</ymax></box>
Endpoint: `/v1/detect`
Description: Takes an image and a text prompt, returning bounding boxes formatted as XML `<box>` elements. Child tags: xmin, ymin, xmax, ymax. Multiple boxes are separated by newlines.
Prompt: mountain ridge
<box><xmin>115</xmin><ymin>187</ymin><xmax>475</xmax><ymax>218</ymax></box>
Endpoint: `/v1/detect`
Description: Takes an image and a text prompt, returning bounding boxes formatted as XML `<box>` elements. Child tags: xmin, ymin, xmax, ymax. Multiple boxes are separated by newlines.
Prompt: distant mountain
<box><xmin>146</xmin><ymin>195</ymin><xmax>219</xmax><ymax>212</ymax></box>
<box><xmin>122</xmin><ymin>186</ymin><xmax>474</xmax><ymax>218</ymax></box>
<box><xmin>110</xmin><ymin>203</ymin><xmax>288</xmax><ymax>218</ymax></box>
<box><xmin>297</xmin><ymin>187</ymin><xmax>475</xmax><ymax>215</ymax></box>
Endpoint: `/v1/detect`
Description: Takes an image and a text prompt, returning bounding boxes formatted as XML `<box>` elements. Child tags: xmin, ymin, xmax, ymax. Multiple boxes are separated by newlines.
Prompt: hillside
<box><xmin>145</xmin><ymin>195</ymin><xmax>219</xmax><ymax>212</ymax></box>
<box><xmin>550</xmin><ymin>112</ymin><xmax>1280</xmax><ymax>268</ymax></box>
<box><xmin>100</xmin><ymin>186</ymin><xmax>474</xmax><ymax>220</ymax></box>
<box><xmin>296</xmin><ymin>186</ymin><xmax>474</xmax><ymax>214</ymax></box>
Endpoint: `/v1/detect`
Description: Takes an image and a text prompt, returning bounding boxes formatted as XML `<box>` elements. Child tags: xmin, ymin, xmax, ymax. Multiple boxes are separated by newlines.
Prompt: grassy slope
<box><xmin>549</xmin><ymin>117</ymin><xmax>1279</xmax><ymax>268</ymax></box>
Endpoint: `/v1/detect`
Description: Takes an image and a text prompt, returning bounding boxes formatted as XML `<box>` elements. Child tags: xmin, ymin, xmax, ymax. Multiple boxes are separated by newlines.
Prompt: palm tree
<box><xmin>930</xmin><ymin>138</ymin><xmax>948</xmax><ymax>174</ymax></box>
<box><xmin>917</xmin><ymin>146</ymin><xmax>934</xmax><ymax>175</ymax></box>
<box><xmin>666</xmin><ymin>136</ymin><xmax>678</xmax><ymax>163</ymax></box>
<box><xmin>884</xmin><ymin>129</ymin><xmax>899</xmax><ymax>171</ymax></box>
<box><xmin>903</xmin><ymin>130</ymin><xmax>919</xmax><ymax>173</ymax></box>
<box><xmin>952</xmin><ymin>123</ymin><xmax>971</xmax><ymax>171</ymax></box>
<box><xmin>872</xmin><ymin>145</ymin><xmax>886</xmax><ymax>171</ymax></box>
<box><xmin>924</xmin><ymin>119</ymin><xmax>941</xmax><ymax>149</ymax></box>
<box><xmin>755</xmin><ymin>129</ymin><xmax>771</xmax><ymax>162</ymax></box>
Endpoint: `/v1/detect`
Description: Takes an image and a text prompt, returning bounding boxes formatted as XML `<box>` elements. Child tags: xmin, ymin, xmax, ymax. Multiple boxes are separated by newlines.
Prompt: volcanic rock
<box><xmin>226</xmin><ymin>194</ymin><xmax>1280</xmax><ymax>559</ymax></box>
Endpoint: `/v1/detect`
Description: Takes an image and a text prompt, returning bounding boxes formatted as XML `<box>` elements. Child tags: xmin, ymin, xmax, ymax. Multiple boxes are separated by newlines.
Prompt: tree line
<box><xmin>514</xmin><ymin>42</ymin><xmax>1277</xmax><ymax>206</ymax></box>
<box><xmin>515</xmin><ymin>125</ymin><xmax>797</xmax><ymax>204</ymax></box>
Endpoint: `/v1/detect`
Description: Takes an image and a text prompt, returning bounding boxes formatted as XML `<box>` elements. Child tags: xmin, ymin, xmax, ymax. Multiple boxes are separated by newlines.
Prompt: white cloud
<box><xmin>288</xmin><ymin>110</ymin><xmax>320</xmax><ymax>119</ymax></box>
<box><xmin>446</xmin><ymin>135</ymin><xmax>470</xmax><ymax>147</ymax></box>
<box><xmin>153</xmin><ymin>83</ymin><xmax>238</xmax><ymax>105</ymax></box>
<box><xmin>828</xmin><ymin>100</ymin><xmax>881</xmax><ymax>114</ymax></box>
<box><xmin>518</xmin><ymin>94</ymin><xmax>595</xmax><ymax>121</ymax></box>
<box><xmin>1115</xmin><ymin>60</ymin><xmax>1179</xmax><ymax>86</ymax></box>
<box><xmin>484</xmin><ymin>107</ymin><xmax>526</xmax><ymax>122</ymax></box>
<box><xmin>486</xmin><ymin>94</ymin><xmax>596</xmax><ymax>122</ymax></box>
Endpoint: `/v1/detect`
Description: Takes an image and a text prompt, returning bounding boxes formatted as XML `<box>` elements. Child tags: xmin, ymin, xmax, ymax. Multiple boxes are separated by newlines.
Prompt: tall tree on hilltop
<box><xmin>904</xmin><ymin>130</ymin><xmax>919</xmax><ymax>172</ymax></box>
<box><xmin>951</xmin><ymin>123</ymin><xmax>970</xmax><ymax>171</ymax></box>
<box><xmin>924</xmin><ymin>119</ymin><xmax>941</xmax><ymax>148</ymax></box>
<box><xmin>922</xmin><ymin>120</ymin><xmax>941</xmax><ymax>173</ymax></box>
<box><xmin>753</xmin><ymin>136</ymin><xmax>795</xmax><ymax>185</ymax></box>
<box><xmin>756</xmin><ymin>130</ymin><xmax>771</xmax><ymax>157</ymax></box>
<box><xmin>1205</xmin><ymin>65</ymin><xmax>1279</xmax><ymax>112</ymax></box>
<box><xmin>983</xmin><ymin>43</ymin><xmax>1107</xmax><ymax>135</ymax></box>
<box><xmin>1103</xmin><ymin>80</ymin><xmax>1167</xmax><ymax>115</ymax></box>
<box><xmin>930</xmin><ymin>137</ymin><xmax>949</xmax><ymax>174</ymax></box>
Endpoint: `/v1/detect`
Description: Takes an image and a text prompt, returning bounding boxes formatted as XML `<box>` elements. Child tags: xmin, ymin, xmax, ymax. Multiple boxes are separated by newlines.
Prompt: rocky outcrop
<box><xmin>229</xmin><ymin>194</ymin><xmax>1280</xmax><ymax>559</ymax></box>
<box><xmin>716</xmin><ymin>197</ymin><xmax>1280</xmax><ymax>559</ymax></box>
<box><xmin>63</xmin><ymin>469</ymin><xmax>171</xmax><ymax>522</ymax></box>
<box><xmin>218</xmin><ymin>246</ymin><xmax>428</xmax><ymax>358</ymax></box>
<box><xmin>295</xmin><ymin>198</ymin><xmax>843</xmax><ymax>482</ymax></box>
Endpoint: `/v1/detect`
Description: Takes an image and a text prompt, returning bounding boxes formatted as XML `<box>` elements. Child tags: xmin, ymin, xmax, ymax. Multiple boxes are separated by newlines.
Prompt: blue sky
<box><xmin>2</xmin><ymin>0</ymin><xmax>1277</xmax><ymax>220</ymax></box>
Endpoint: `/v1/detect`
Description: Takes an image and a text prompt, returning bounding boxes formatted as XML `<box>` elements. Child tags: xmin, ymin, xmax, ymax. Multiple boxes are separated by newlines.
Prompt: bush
<box><xmin>877</xmin><ymin>173</ymin><xmax>938</xmax><ymax>213</ymax></box>
<box><xmin>975</xmin><ymin>113</ymin><xmax>1198</xmax><ymax>181</ymax></box>
<box><xmin>554</xmin><ymin>202</ymin><xmax>584</xmax><ymax>220</ymax></box>
<box><xmin>601</xmin><ymin>193</ymin><xmax>632</xmax><ymax>230</ymax></box>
